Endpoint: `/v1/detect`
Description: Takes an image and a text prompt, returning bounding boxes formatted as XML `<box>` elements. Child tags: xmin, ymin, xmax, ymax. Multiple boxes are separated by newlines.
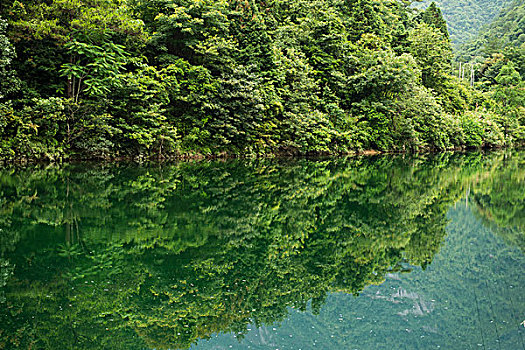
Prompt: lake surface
<box><xmin>0</xmin><ymin>151</ymin><xmax>524</xmax><ymax>349</ymax></box>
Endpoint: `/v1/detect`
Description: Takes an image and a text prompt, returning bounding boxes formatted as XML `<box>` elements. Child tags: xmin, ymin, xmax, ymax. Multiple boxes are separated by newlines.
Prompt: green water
<box><xmin>0</xmin><ymin>151</ymin><xmax>524</xmax><ymax>349</ymax></box>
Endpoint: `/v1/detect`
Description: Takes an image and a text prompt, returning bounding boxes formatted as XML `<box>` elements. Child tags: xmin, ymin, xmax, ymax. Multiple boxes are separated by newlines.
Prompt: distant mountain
<box><xmin>417</xmin><ymin>0</ymin><xmax>515</xmax><ymax>46</ymax></box>
<box><xmin>458</xmin><ymin>0</ymin><xmax>525</xmax><ymax>60</ymax></box>
<box><xmin>484</xmin><ymin>0</ymin><xmax>525</xmax><ymax>47</ymax></box>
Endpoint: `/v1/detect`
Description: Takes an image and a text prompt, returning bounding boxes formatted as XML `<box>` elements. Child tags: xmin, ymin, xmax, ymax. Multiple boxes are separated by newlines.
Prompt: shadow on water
<box><xmin>0</xmin><ymin>151</ymin><xmax>523</xmax><ymax>349</ymax></box>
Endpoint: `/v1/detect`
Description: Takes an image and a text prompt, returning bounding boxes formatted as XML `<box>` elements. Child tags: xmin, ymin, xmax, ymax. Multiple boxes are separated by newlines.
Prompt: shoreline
<box><xmin>2</xmin><ymin>144</ymin><xmax>521</xmax><ymax>165</ymax></box>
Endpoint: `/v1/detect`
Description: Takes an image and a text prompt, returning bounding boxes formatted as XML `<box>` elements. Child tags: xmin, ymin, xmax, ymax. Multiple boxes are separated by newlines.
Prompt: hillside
<box><xmin>458</xmin><ymin>0</ymin><xmax>525</xmax><ymax>60</ymax></box>
<box><xmin>417</xmin><ymin>0</ymin><xmax>514</xmax><ymax>46</ymax></box>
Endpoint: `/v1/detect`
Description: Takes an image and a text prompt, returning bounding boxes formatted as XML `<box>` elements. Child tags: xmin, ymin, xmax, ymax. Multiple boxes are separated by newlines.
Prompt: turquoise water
<box><xmin>196</xmin><ymin>204</ymin><xmax>524</xmax><ymax>349</ymax></box>
<box><xmin>0</xmin><ymin>151</ymin><xmax>524</xmax><ymax>349</ymax></box>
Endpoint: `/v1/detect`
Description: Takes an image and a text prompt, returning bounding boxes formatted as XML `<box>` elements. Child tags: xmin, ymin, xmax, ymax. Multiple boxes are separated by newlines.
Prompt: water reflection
<box><xmin>0</xmin><ymin>151</ymin><xmax>523</xmax><ymax>349</ymax></box>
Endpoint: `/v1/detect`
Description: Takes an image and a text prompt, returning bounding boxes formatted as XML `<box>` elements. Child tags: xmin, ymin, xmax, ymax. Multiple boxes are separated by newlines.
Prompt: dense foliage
<box><xmin>449</xmin><ymin>1</ymin><xmax>525</xmax><ymax>149</ymax></box>
<box><xmin>0</xmin><ymin>0</ymin><xmax>523</xmax><ymax>160</ymax></box>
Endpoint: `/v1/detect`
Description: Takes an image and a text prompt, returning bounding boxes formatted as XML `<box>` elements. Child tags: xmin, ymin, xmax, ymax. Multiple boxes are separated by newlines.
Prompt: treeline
<box><xmin>0</xmin><ymin>0</ymin><xmax>523</xmax><ymax>160</ymax></box>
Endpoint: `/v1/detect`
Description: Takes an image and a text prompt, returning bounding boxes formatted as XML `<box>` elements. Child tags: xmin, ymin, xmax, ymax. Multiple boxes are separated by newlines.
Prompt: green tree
<box><xmin>0</xmin><ymin>17</ymin><xmax>18</xmax><ymax>101</ymax></box>
<box><xmin>491</xmin><ymin>63</ymin><xmax>525</xmax><ymax>142</ymax></box>
<box><xmin>420</xmin><ymin>2</ymin><xmax>450</xmax><ymax>39</ymax></box>
<box><xmin>408</xmin><ymin>22</ymin><xmax>452</xmax><ymax>91</ymax></box>
<box><xmin>7</xmin><ymin>0</ymin><xmax>144</xmax><ymax>97</ymax></box>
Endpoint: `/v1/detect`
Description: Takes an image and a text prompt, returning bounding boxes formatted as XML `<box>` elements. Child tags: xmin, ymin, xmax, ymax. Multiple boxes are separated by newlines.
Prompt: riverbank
<box><xmin>2</xmin><ymin>143</ymin><xmax>522</xmax><ymax>165</ymax></box>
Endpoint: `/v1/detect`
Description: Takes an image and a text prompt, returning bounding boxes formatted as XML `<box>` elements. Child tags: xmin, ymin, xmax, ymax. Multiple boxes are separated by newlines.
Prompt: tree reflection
<box><xmin>471</xmin><ymin>151</ymin><xmax>525</xmax><ymax>252</ymax></box>
<box><xmin>0</xmin><ymin>152</ymin><xmax>522</xmax><ymax>349</ymax></box>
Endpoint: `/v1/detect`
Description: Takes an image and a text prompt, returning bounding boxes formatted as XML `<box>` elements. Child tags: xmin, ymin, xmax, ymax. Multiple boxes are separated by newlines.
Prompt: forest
<box><xmin>0</xmin><ymin>0</ymin><xmax>524</xmax><ymax>160</ymax></box>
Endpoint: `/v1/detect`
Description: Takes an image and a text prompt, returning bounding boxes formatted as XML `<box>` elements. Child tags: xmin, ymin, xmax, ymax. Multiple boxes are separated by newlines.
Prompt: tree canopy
<box><xmin>0</xmin><ymin>0</ymin><xmax>523</xmax><ymax>160</ymax></box>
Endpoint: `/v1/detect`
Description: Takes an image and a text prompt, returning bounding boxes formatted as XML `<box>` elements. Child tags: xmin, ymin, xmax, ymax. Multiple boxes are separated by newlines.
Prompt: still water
<box><xmin>0</xmin><ymin>151</ymin><xmax>523</xmax><ymax>349</ymax></box>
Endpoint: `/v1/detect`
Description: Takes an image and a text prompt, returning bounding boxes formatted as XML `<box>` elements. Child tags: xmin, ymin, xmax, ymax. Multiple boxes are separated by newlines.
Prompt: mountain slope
<box><xmin>418</xmin><ymin>0</ymin><xmax>515</xmax><ymax>45</ymax></box>
<box><xmin>457</xmin><ymin>0</ymin><xmax>525</xmax><ymax>62</ymax></box>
